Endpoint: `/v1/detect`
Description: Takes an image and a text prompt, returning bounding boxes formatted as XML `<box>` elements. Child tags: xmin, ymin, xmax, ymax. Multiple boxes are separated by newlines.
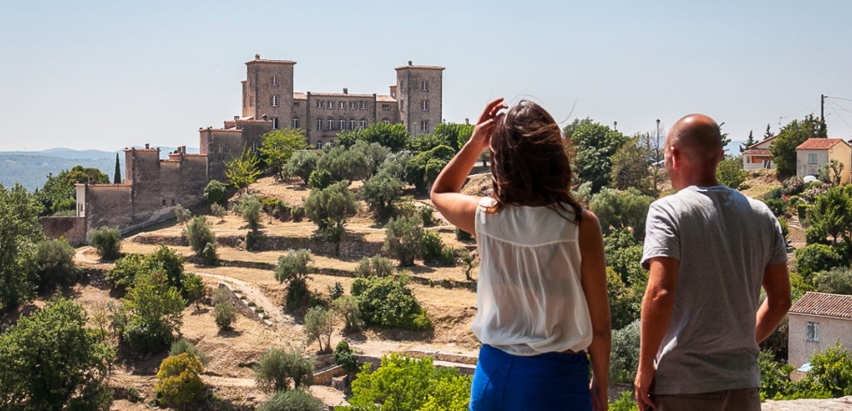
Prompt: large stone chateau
<box><xmin>40</xmin><ymin>56</ymin><xmax>445</xmax><ymax>244</ymax></box>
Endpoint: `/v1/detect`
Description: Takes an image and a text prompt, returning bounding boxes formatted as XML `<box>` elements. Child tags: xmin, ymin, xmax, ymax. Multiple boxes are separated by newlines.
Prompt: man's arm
<box><xmin>635</xmin><ymin>257</ymin><xmax>679</xmax><ymax>410</ymax></box>
<box><xmin>755</xmin><ymin>263</ymin><xmax>792</xmax><ymax>343</ymax></box>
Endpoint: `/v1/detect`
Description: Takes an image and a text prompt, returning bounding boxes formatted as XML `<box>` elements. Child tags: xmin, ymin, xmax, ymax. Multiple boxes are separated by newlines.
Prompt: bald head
<box><xmin>667</xmin><ymin>114</ymin><xmax>723</xmax><ymax>166</ymax></box>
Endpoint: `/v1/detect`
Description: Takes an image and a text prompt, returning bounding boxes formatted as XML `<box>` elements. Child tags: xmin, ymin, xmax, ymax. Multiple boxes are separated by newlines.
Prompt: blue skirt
<box><xmin>469</xmin><ymin>344</ymin><xmax>592</xmax><ymax>411</ymax></box>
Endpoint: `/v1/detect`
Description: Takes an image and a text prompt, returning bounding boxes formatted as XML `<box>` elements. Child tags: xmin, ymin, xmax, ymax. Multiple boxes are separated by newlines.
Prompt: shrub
<box><xmin>763</xmin><ymin>198</ymin><xmax>789</xmax><ymax>217</ymax></box>
<box><xmin>304</xmin><ymin>306</ymin><xmax>335</xmax><ymax>353</ymax></box>
<box><xmin>441</xmin><ymin>247</ymin><xmax>456</xmax><ymax>266</ymax></box>
<box><xmin>308</xmin><ymin>168</ymin><xmax>333</xmax><ymax>190</ymax></box>
<box><xmin>210</xmin><ymin>203</ymin><xmax>227</xmax><ymax>221</ymax></box>
<box><xmin>201</xmin><ymin>242</ymin><xmax>217</xmax><ymax>265</ymax></box>
<box><xmin>455</xmin><ymin>227</ymin><xmax>473</xmax><ymax>241</ymax></box>
<box><xmin>106</xmin><ymin>254</ymin><xmax>147</xmax><ymax>289</ymax></box>
<box><xmin>304</xmin><ymin>180</ymin><xmax>358</xmax><ymax>238</ymax></box>
<box><xmin>609</xmin><ymin>392</ymin><xmax>639</xmax><ymax>411</ymax></box>
<box><xmin>154</xmin><ymin>353</ymin><xmax>205</xmax><ymax>408</ymax></box>
<box><xmin>212</xmin><ymin>286</ymin><xmax>233</xmax><ymax>306</ymax></box>
<box><xmin>88</xmin><ymin>226</ymin><xmax>122</xmax><ymax>260</ymax></box>
<box><xmin>234</xmin><ymin>194</ymin><xmax>262</xmax><ymax>231</ymax></box>
<box><xmin>328</xmin><ymin>281</ymin><xmax>344</xmax><ymax>300</ymax></box>
<box><xmin>169</xmin><ymin>338</ymin><xmax>210</xmax><ymax>365</ymax></box>
<box><xmin>361</xmin><ymin>170</ymin><xmax>404</xmax><ymax>217</ymax></box>
<box><xmin>332</xmin><ymin>295</ymin><xmax>363</xmax><ymax>333</ymax></box>
<box><xmin>214</xmin><ymin>302</ymin><xmax>237</xmax><ymax>330</ymax></box>
<box><xmin>334</xmin><ymin>340</ymin><xmax>360</xmax><ymax>373</ymax></box>
<box><xmin>148</xmin><ymin>245</ymin><xmax>185</xmax><ymax>291</ymax></box>
<box><xmin>182</xmin><ymin>272</ymin><xmax>205</xmax><ymax>309</ymax></box>
<box><xmin>274</xmin><ymin>249</ymin><xmax>313</xmax><ymax>285</ymax></box>
<box><xmin>716</xmin><ymin>157</ymin><xmax>748</xmax><ymax>190</ymax></box>
<box><xmin>246</xmin><ymin>230</ymin><xmax>264</xmax><ymax>251</ymax></box>
<box><xmin>185</xmin><ymin>215</ymin><xmax>215</xmax><ymax>257</ymax></box>
<box><xmin>419</xmin><ymin>230</ymin><xmax>445</xmax><ymax>265</ymax></box>
<box><xmin>404</xmin><ymin>145</ymin><xmax>455</xmax><ymax>192</ymax></box>
<box><xmin>351</xmin><ymin>274</ymin><xmax>431</xmax><ymax>330</ymax></box>
<box><xmin>174</xmin><ymin>204</ymin><xmax>191</xmax><ymax>226</ymax></box>
<box><xmin>798</xmin><ymin>341</ymin><xmax>852</xmax><ymax>397</ymax></box>
<box><xmin>782</xmin><ymin>176</ymin><xmax>806</xmax><ymax>196</ymax></box>
<box><xmin>354</xmin><ymin>255</ymin><xmax>395</xmax><ymax>278</ymax></box>
<box><xmin>419</xmin><ymin>204</ymin><xmax>437</xmax><ymax>227</ymax></box>
<box><xmin>317</xmin><ymin>145</ymin><xmax>370</xmax><ymax>182</ymax></box>
<box><xmin>121</xmin><ymin>271</ymin><xmax>185</xmax><ymax>355</ymax></box>
<box><xmin>609</xmin><ymin>320</ymin><xmax>640</xmax><ymax>383</ymax></box>
<box><xmin>383</xmin><ymin>215</ymin><xmax>424</xmax><ymax>266</ymax></box>
<box><xmin>257</xmin><ymin>389</ymin><xmax>325</xmax><ymax>411</ymax></box>
<box><xmin>814</xmin><ymin>267</ymin><xmax>852</xmax><ymax>295</ymax></box>
<box><xmin>589</xmin><ymin>188</ymin><xmax>654</xmax><ymax>240</ymax></box>
<box><xmin>286</xmin><ymin>150</ymin><xmax>321</xmax><ymax>184</ymax></box>
<box><xmin>204</xmin><ymin>180</ymin><xmax>228</xmax><ymax>206</ymax></box>
<box><xmin>794</xmin><ymin>244</ymin><xmax>845</xmax><ymax>283</ymax></box>
<box><xmin>778</xmin><ymin>218</ymin><xmax>789</xmax><ymax>239</ymax></box>
<box><xmin>34</xmin><ymin>238</ymin><xmax>76</xmax><ymax>290</ymax></box>
<box><xmin>254</xmin><ymin>348</ymin><xmax>314</xmax><ymax>393</ymax></box>
<box><xmin>125</xmin><ymin>386</ymin><xmax>142</xmax><ymax>403</ymax></box>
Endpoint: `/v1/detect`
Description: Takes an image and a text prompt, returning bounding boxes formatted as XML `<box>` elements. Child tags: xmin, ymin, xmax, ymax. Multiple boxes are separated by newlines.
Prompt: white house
<box><xmin>788</xmin><ymin>292</ymin><xmax>852</xmax><ymax>368</ymax></box>
<box><xmin>742</xmin><ymin>136</ymin><xmax>777</xmax><ymax>170</ymax></box>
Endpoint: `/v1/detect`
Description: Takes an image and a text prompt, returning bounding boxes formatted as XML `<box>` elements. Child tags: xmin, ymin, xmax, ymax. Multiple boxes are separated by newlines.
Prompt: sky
<box><xmin>1</xmin><ymin>0</ymin><xmax>851</xmax><ymax>152</ymax></box>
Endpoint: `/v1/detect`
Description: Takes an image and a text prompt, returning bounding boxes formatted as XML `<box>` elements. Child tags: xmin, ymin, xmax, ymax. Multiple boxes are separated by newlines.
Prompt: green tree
<box><xmin>173</xmin><ymin>204</ymin><xmax>191</xmax><ymax>227</ymax></box>
<box><xmin>148</xmin><ymin>244</ymin><xmax>186</xmax><ymax>291</ymax></box>
<box><xmin>740</xmin><ymin>130</ymin><xmax>757</xmax><ymax>153</ymax></box>
<box><xmin>261</xmin><ymin>128</ymin><xmax>308</xmax><ymax>177</ymax></box>
<box><xmin>257</xmin><ymin>390</ymin><xmax>325</xmax><ymax>411</ymax></box>
<box><xmin>254</xmin><ymin>347</ymin><xmax>314</xmax><ymax>392</ymax></box>
<box><xmin>717</xmin><ymin>157</ymin><xmax>748</xmax><ymax>190</ymax></box>
<box><xmin>304</xmin><ymin>306</ymin><xmax>335</xmax><ymax>353</ymax></box>
<box><xmin>182</xmin><ymin>273</ymin><xmax>205</xmax><ymax>309</ymax></box>
<box><xmin>361</xmin><ymin>169</ymin><xmax>404</xmax><ymax>217</ymax></box>
<box><xmin>106</xmin><ymin>253</ymin><xmax>147</xmax><ymax>290</ymax></box>
<box><xmin>113</xmin><ymin>153</ymin><xmax>121</xmax><ymax>184</ymax></box>
<box><xmin>797</xmin><ymin>341</ymin><xmax>852</xmax><ymax>398</ymax></box>
<box><xmin>383</xmin><ymin>215</ymin><xmax>424</xmax><ymax>266</ymax></box>
<box><xmin>794</xmin><ymin>244</ymin><xmax>845</xmax><ymax>283</ymax></box>
<box><xmin>274</xmin><ymin>249</ymin><xmax>313</xmax><ymax>286</ymax></box>
<box><xmin>353</xmin><ymin>140</ymin><xmax>391</xmax><ymax>177</ymax></box>
<box><xmin>38</xmin><ymin>166</ymin><xmax>108</xmax><ymax>215</ymax></box>
<box><xmin>403</xmin><ymin>145</ymin><xmax>455</xmax><ymax>192</ymax></box>
<box><xmin>566</xmin><ymin>118</ymin><xmax>629</xmax><ymax>193</ymax></box>
<box><xmin>719</xmin><ymin>121</ymin><xmax>731</xmax><ymax>149</ymax></box>
<box><xmin>764</xmin><ymin>124</ymin><xmax>774</xmax><ymax>140</ymax></box>
<box><xmin>610</xmin><ymin>320</ymin><xmax>640</xmax><ymax>384</ymax></box>
<box><xmin>121</xmin><ymin>271</ymin><xmax>185</xmax><ymax>355</ymax></box>
<box><xmin>809</xmin><ymin>186</ymin><xmax>852</xmax><ymax>243</ymax></box>
<box><xmin>433</xmin><ymin>122</ymin><xmax>475</xmax><ymax>151</ymax></box>
<box><xmin>589</xmin><ymin>188</ymin><xmax>654</xmax><ymax>240</ymax></box>
<box><xmin>214</xmin><ymin>301</ymin><xmax>237</xmax><ymax>330</ymax></box>
<box><xmin>308</xmin><ymin>168</ymin><xmax>333</xmax><ymax>190</ymax></box>
<box><xmin>204</xmin><ymin>180</ymin><xmax>228</xmax><ymax>206</ymax></box>
<box><xmin>814</xmin><ymin>267</ymin><xmax>852</xmax><ymax>295</ymax></box>
<box><xmin>0</xmin><ymin>183</ymin><xmax>44</xmax><ymax>311</ymax></box>
<box><xmin>351</xmin><ymin>274</ymin><xmax>430</xmax><ymax>330</ymax></box>
<box><xmin>286</xmin><ymin>150</ymin><xmax>321</xmax><ymax>184</ymax></box>
<box><xmin>234</xmin><ymin>194</ymin><xmax>263</xmax><ymax>231</ymax></box>
<box><xmin>334</xmin><ymin>340</ymin><xmax>360</xmax><ymax>373</ymax></box>
<box><xmin>769</xmin><ymin>115</ymin><xmax>827</xmax><ymax>178</ymax></box>
<box><xmin>87</xmin><ymin>226</ymin><xmax>122</xmax><ymax>260</ymax></box>
<box><xmin>610</xmin><ymin>136</ymin><xmax>651</xmax><ymax>192</ymax></box>
<box><xmin>34</xmin><ymin>238</ymin><xmax>76</xmax><ymax>291</ymax></box>
<box><xmin>210</xmin><ymin>203</ymin><xmax>226</xmax><ymax>221</ymax></box>
<box><xmin>361</xmin><ymin>122</ymin><xmax>411</xmax><ymax>152</ymax></box>
<box><xmin>304</xmin><ymin>181</ymin><xmax>358</xmax><ymax>239</ymax></box>
<box><xmin>355</xmin><ymin>255</ymin><xmax>395</xmax><ymax>278</ymax></box>
<box><xmin>0</xmin><ymin>298</ymin><xmax>114</xmax><ymax>411</ymax></box>
<box><xmin>332</xmin><ymin>295</ymin><xmax>364</xmax><ymax>333</ymax></box>
<box><xmin>169</xmin><ymin>338</ymin><xmax>210</xmax><ymax>365</ymax></box>
<box><xmin>154</xmin><ymin>353</ymin><xmax>205</xmax><ymax>408</ymax></box>
<box><xmin>225</xmin><ymin>147</ymin><xmax>262</xmax><ymax>192</ymax></box>
<box><xmin>185</xmin><ymin>215</ymin><xmax>215</xmax><ymax>257</ymax></box>
<box><xmin>317</xmin><ymin>145</ymin><xmax>370</xmax><ymax>182</ymax></box>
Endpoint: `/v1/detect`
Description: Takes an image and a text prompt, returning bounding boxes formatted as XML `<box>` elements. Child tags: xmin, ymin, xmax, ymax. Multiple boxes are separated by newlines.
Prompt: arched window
<box><xmin>421</xmin><ymin>80</ymin><xmax>429</xmax><ymax>91</ymax></box>
<box><xmin>382</xmin><ymin>118</ymin><xmax>390</xmax><ymax>124</ymax></box>
<box><xmin>339</xmin><ymin>119</ymin><xmax>346</xmax><ymax>130</ymax></box>
<box><xmin>317</xmin><ymin>118</ymin><xmax>323</xmax><ymax>131</ymax></box>
<box><xmin>360</xmin><ymin>119</ymin><xmax>367</xmax><ymax>129</ymax></box>
<box><xmin>328</xmin><ymin>118</ymin><xmax>334</xmax><ymax>130</ymax></box>
<box><xmin>349</xmin><ymin>119</ymin><xmax>356</xmax><ymax>130</ymax></box>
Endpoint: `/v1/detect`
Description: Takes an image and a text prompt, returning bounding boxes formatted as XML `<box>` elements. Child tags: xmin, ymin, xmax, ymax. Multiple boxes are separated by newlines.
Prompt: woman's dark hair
<box><xmin>489</xmin><ymin>100</ymin><xmax>583</xmax><ymax>222</ymax></box>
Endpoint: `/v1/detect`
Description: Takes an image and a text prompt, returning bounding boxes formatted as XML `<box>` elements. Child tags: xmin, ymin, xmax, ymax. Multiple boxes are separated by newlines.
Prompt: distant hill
<box><xmin>0</xmin><ymin>146</ymin><xmax>198</xmax><ymax>190</ymax></box>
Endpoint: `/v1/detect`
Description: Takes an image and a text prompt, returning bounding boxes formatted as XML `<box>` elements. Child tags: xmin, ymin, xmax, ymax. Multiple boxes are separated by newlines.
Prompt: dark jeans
<box><xmin>469</xmin><ymin>344</ymin><xmax>592</xmax><ymax>411</ymax></box>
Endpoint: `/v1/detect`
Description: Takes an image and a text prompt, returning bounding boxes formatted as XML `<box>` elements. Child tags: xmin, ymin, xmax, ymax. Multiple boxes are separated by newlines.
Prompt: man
<box><xmin>634</xmin><ymin>114</ymin><xmax>791</xmax><ymax>411</ymax></box>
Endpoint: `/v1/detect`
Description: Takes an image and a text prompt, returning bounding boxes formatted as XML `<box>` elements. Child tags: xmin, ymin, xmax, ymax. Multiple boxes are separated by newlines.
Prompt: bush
<box><xmin>245</xmin><ymin>230</ymin><xmax>264</xmax><ymax>251</ymax></box>
<box><xmin>716</xmin><ymin>157</ymin><xmax>748</xmax><ymax>190</ymax></box>
<box><xmin>204</xmin><ymin>180</ymin><xmax>228</xmax><ymax>205</ymax></box>
<box><xmin>317</xmin><ymin>145</ymin><xmax>370</xmax><ymax>182</ymax></box>
<box><xmin>234</xmin><ymin>194</ymin><xmax>262</xmax><ymax>231</ymax></box>
<box><xmin>212</xmin><ymin>286</ymin><xmax>233</xmax><ymax>306</ymax></box>
<box><xmin>285</xmin><ymin>150</ymin><xmax>320</xmax><ymax>184</ymax></box>
<box><xmin>814</xmin><ymin>267</ymin><xmax>852</xmax><ymax>295</ymax></box>
<box><xmin>201</xmin><ymin>242</ymin><xmax>217</xmax><ymax>265</ymax></box>
<box><xmin>589</xmin><ymin>188</ymin><xmax>654</xmax><ymax>240</ymax></box>
<box><xmin>455</xmin><ymin>227</ymin><xmax>473</xmax><ymax>241</ymax></box>
<box><xmin>308</xmin><ymin>168</ymin><xmax>333</xmax><ymax>190</ymax></box>
<box><xmin>351</xmin><ymin>274</ymin><xmax>431</xmax><ymax>330</ymax></box>
<box><xmin>185</xmin><ymin>215</ymin><xmax>215</xmax><ymax>257</ymax></box>
<box><xmin>148</xmin><ymin>245</ymin><xmax>185</xmax><ymax>291</ymax></box>
<box><xmin>354</xmin><ymin>255</ymin><xmax>395</xmax><ymax>278</ymax></box>
<box><xmin>763</xmin><ymin>198</ymin><xmax>789</xmax><ymax>217</ymax></box>
<box><xmin>383</xmin><ymin>215</ymin><xmax>424</xmax><ymax>266</ymax></box>
<box><xmin>404</xmin><ymin>145</ymin><xmax>455</xmax><ymax>192</ymax></box>
<box><xmin>609</xmin><ymin>392</ymin><xmax>639</xmax><ymax>411</ymax></box>
<box><xmin>169</xmin><ymin>338</ymin><xmax>210</xmax><ymax>365</ymax></box>
<box><xmin>274</xmin><ymin>249</ymin><xmax>313</xmax><ymax>285</ymax></box>
<box><xmin>361</xmin><ymin>170</ymin><xmax>404</xmax><ymax>217</ymax></box>
<box><xmin>174</xmin><ymin>204</ymin><xmax>191</xmax><ymax>226</ymax></box>
<box><xmin>419</xmin><ymin>230</ymin><xmax>447</xmax><ymax>265</ymax></box>
<box><xmin>778</xmin><ymin>218</ymin><xmax>789</xmax><ymax>239</ymax></box>
<box><xmin>34</xmin><ymin>238</ymin><xmax>76</xmax><ymax>290</ymax></box>
<box><xmin>610</xmin><ymin>320</ymin><xmax>640</xmax><ymax>383</ymax></box>
<box><xmin>88</xmin><ymin>226</ymin><xmax>122</xmax><ymax>260</ymax></box>
<box><xmin>782</xmin><ymin>176</ymin><xmax>806</xmax><ymax>196</ymax></box>
<box><xmin>257</xmin><ymin>389</ymin><xmax>325</xmax><ymax>411</ymax></box>
<box><xmin>154</xmin><ymin>353</ymin><xmax>205</xmax><ymax>408</ymax></box>
<box><xmin>419</xmin><ymin>204</ymin><xmax>437</xmax><ymax>227</ymax></box>
<box><xmin>328</xmin><ymin>281</ymin><xmax>344</xmax><ymax>300</ymax></box>
<box><xmin>332</xmin><ymin>295</ymin><xmax>363</xmax><ymax>333</ymax></box>
<box><xmin>106</xmin><ymin>254</ymin><xmax>147</xmax><ymax>289</ymax></box>
<box><xmin>254</xmin><ymin>348</ymin><xmax>314</xmax><ymax>393</ymax></box>
<box><xmin>214</xmin><ymin>302</ymin><xmax>237</xmax><ymax>330</ymax></box>
<box><xmin>334</xmin><ymin>340</ymin><xmax>360</xmax><ymax>373</ymax></box>
<box><xmin>798</xmin><ymin>341</ymin><xmax>852</xmax><ymax>397</ymax></box>
<box><xmin>794</xmin><ymin>244</ymin><xmax>845</xmax><ymax>283</ymax></box>
<box><xmin>182</xmin><ymin>272</ymin><xmax>205</xmax><ymax>309</ymax></box>
<box><xmin>304</xmin><ymin>180</ymin><xmax>358</xmax><ymax>238</ymax></box>
<box><xmin>304</xmin><ymin>306</ymin><xmax>335</xmax><ymax>352</ymax></box>
<box><xmin>122</xmin><ymin>272</ymin><xmax>185</xmax><ymax>355</ymax></box>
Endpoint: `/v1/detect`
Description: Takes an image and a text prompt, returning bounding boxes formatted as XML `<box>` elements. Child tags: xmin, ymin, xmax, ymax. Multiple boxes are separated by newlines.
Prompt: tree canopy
<box><xmin>566</xmin><ymin>118</ymin><xmax>629</xmax><ymax>193</ymax></box>
<box><xmin>0</xmin><ymin>183</ymin><xmax>44</xmax><ymax>311</ymax></box>
<box><xmin>261</xmin><ymin>128</ymin><xmax>308</xmax><ymax>177</ymax></box>
<box><xmin>769</xmin><ymin>115</ymin><xmax>827</xmax><ymax>178</ymax></box>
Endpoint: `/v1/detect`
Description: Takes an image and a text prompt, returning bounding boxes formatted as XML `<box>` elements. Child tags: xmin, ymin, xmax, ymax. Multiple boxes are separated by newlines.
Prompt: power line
<box><xmin>827</xmin><ymin>99</ymin><xmax>852</xmax><ymax>116</ymax></box>
<box><xmin>825</xmin><ymin>95</ymin><xmax>852</xmax><ymax>103</ymax></box>
<box><xmin>826</xmin><ymin>100</ymin><xmax>852</xmax><ymax>130</ymax></box>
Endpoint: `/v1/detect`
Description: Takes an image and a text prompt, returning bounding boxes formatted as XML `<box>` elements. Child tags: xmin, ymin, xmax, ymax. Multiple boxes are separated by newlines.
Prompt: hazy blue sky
<box><xmin>1</xmin><ymin>0</ymin><xmax>851</xmax><ymax>152</ymax></box>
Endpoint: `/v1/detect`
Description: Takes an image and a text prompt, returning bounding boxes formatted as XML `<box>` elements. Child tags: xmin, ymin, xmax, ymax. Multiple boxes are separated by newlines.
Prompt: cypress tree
<box><xmin>113</xmin><ymin>153</ymin><xmax>121</xmax><ymax>184</ymax></box>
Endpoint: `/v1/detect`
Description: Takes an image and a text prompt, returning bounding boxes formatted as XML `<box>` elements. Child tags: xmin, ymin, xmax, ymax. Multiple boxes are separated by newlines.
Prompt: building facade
<box><xmin>795</xmin><ymin>138</ymin><xmax>851</xmax><ymax>184</ymax></box>
<box><xmin>239</xmin><ymin>55</ymin><xmax>444</xmax><ymax>146</ymax></box>
<box><xmin>742</xmin><ymin>136</ymin><xmax>777</xmax><ymax>170</ymax></box>
<box><xmin>788</xmin><ymin>292</ymin><xmax>852</xmax><ymax>368</ymax></box>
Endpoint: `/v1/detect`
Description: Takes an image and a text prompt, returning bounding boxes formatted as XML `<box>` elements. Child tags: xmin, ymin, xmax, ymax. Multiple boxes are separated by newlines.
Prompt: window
<box><xmin>421</xmin><ymin>120</ymin><xmax>429</xmax><ymax>132</ymax></box>
<box><xmin>271</xmin><ymin>95</ymin><xmax>279</xmax><ymax>107</ymax></box>
<box><xmin>360</xmin><ymin>119</ymin><xmax>367</xmax><ymax>128</ymax></box>
<box><xmin>328</xmin><ymin>101</ymin><xmax>334</xmax><ymax>109</ymax></box>
<box><xmin>292</xmin><ymin>118</ymin><xmax>300</xmax><ymax>129</ymax></box>
<box><xmin>808</xmin><ymin>153</ymin><xmax>818</xmax><ymax>164</ymax></box>
<box><xmin>328</xmin><ymin>118</ymin><xmax>334</xmax><ymax>130</ymax></box>
<box><xmin>317</xmin><ymin>118</ymin><xmax>323</xmax><ymax>131</ymax></box>
<box><xmin>807</xmin><ymin>321</ymin><xmax>820</xmax><ymax>342</ymax></box>
<box><xmin>315</xmin><ymin>141</ymin><xmax>323</xmax><ymax>149</ymax></box>
<box><xmin>421</xmin><ymin>100</ymin><xmax>429</xmax><ymax>112</ymax></box>
<box><xmin>316</xmin><ymin>100</ymin><xmax>323</xmax><ymax>108</ymax></box>
<box><xmin>382</xmin><ymin>118</ymin><xmax>390</xmax><ymax>124</ymax></box>
<box><xmin>360</xmin><ymin>101</ymin><xmax>367</xmax><ymax>110</ymax></box>
<box><xmin>339</xmin><ymin>119</ymin><xmax>346</xmax><ymax>130</ymax></box>
<box><xmin>271</xmin><ymin>117</ymin><xmax>279</xmax><ymax>129</ymax></box>
<box><xmin>350</xmin><ymin>101</ymin><xmax>357</xmax><ymax>110</ymax></box>
<box><xmin>339</xmin><ymin>101</ymin><xmax>346</xmax><ymax>109</ymax></box>
<box><xmin>293</xmin><ymin>101</ymin><xmax>300</xmax><ymax>106</ymax></box>
<box><xmin>328</xmin><ymin>141</ymin><xmax>335</xmax><ymax>148</ymax></box>
<box><xmin>272</xmin><ymin>75</ymin><xmax>278</xmax><ymax>86</ymax></box>
<box><xmin>400</xmin><ymin>81</ymin><xmax>405</xmax><ymax>92</ymax></box>
<box><xmin>401</xmin><ymin>99</ymin><xmax>404</xmax><ymax>111</ymax></box>
<box><xmin>349</xmin><ymin>119</ymin><xmax>356</xmax><ymax>130</ymax></box>
<box><xmin>382</xmin><ymin>104</ymin><xmax>390</xmax><ymax>111</ymax></box>
<box><xmin>421</xmin><ymin>80</ymin><xmax>429</xmax><ymax>91</ymax></box>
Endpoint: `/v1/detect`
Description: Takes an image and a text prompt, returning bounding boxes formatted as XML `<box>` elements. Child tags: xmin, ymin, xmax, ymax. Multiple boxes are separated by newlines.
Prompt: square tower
<box><xmin>243</xmin><ymin>55</ymin><xmax>296</xmax><ymax>130</ymax></box>
<box><xmin>396</xmin><ymin>61</ymin><xmax>444</xmax><ymax>135</ymax></box>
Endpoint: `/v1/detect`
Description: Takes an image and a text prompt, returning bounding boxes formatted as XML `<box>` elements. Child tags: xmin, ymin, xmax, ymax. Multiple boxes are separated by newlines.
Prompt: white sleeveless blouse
<box><xmin>472</xmin><ymin>197</ymin><xmax>593</xmax><ymax>356</ymax></box>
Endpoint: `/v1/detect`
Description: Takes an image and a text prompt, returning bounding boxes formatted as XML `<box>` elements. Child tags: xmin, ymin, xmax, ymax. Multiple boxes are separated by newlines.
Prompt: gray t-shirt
<box><xmin>641</xmin><ymin>185</ymin><xmax>787</xmax><ymax>395</ymax></box>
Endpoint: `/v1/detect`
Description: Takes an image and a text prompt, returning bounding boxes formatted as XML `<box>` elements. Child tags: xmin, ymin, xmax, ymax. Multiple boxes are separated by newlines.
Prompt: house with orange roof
<box><xmin>788</xmin><ymin>292</ymin><xmax>852</xmax><ymax>368</ymax></box>
<box><xmin>742</xmin><ymin>136</ymin><xmax>777</xmax><ymax>170</ymax></box>
<box><xmin>795</xmin><ymin>138</ymin><xmax>851</xmax><ymax>184</ymax></box>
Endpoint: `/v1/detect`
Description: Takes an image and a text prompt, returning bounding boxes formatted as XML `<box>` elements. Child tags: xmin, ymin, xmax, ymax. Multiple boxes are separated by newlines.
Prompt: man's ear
<box><xmin>670</xmin><ymin>146</ymin><xmax>681</xmax><ymax>170</ymax></box>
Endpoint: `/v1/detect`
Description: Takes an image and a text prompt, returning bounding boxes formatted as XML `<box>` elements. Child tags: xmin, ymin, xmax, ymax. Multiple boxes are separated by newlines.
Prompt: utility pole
<box><xmin>821</xmin><ymin>94</ymin><xmax>825</xmax><ymax>123</ymax></box>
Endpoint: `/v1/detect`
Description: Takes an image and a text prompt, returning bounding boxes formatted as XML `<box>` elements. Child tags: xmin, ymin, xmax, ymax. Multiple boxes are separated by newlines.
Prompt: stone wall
<box><xmin>83</xmin><ymin>184</ymin><xmax>133</xmax><ymax>232</ymax></box>
<box><xmin>40</xmin><ymin>216</ymin><xmax>87</xmax><ymax>246</ymax></box>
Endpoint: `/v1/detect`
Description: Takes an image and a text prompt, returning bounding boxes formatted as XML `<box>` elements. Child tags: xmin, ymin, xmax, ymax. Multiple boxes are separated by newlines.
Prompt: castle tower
<box><xmin>395</xmin><ymin>61</ymin><xmax>444</xmax><ymax>135</ymax></box>
<box><xmin>242</xmin><ymin>54</ymin><xmax>296</xmax><ymax>130</ymax></box>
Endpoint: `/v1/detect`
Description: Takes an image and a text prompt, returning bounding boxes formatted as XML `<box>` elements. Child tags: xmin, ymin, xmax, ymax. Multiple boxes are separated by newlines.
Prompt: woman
<box><xmin>431</xmin><ymin>98</ymin><xmax>611</xmax><ymax>411</ymax></box>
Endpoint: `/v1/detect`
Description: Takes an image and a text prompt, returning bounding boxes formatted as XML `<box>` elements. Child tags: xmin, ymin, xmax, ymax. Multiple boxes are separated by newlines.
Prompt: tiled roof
<box><xmin>743</xmin><ymin>149</ymin><xmax>771</xmax><ymax>155</ymax></box>
<box><xmin>789</xmin><ymin>292</ymin><xmax>852</xmax><ymax>319</ymax></box>
<box><xmin>376</xmin><ymin>95</ymin><xmax>397</xmax><ymax>102</ymax></box>
<box><xmin>293</xmin><ymin>92</ymin><xmax>307</xmax><ymax>100</ymax></box>
<box><xmin>796</xmin><ymin>138</ymin><xmax>848</xmax><ymax>150</ymax></box>
<box><xmin>308</xmin><ymin>92</ymin><xmax>375</xmax><ymax>98</ymax></box>
<box><xmin>747</xmin><ymin>136</ymin><xmax>777</xmax><ymax>150</ymax></box>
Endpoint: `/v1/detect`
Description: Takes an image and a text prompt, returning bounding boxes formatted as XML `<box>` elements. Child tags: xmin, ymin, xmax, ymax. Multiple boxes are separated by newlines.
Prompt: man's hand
<box><xmin>634</xmin><ymin>363</ymin><xmax>656</xmax><ymax>410</ymax></box>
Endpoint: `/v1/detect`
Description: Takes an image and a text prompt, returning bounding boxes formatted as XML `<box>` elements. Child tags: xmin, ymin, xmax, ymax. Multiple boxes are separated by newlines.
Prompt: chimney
<box><xmin>234</xmin><ymin>115</ymin><xmax>239</xmax><ymax>121</ymax></box>
<box><xmin>145</xmin><ymin>143</ymin><xmax>150</xmax><ymax>149</ymax></box>
<box><xmin>465</xmin><ymin>118</ymin><xmax>470</xmax><ymax>125</ymax></box>
<box><xmin>408</xmin><ymin>60</ymin><xmax>412</xmax><ymax>66</ymax></box>
<box><xmin>87</xmin><ymin>175</ymin><xmax>94</xmax><ymax>185</ymax></box>
<box><xmin>255</xmin><ymin>54</ymin><xmax>260</xmax><ymax>60</ymax></box>
<box><xmin>343</xmin><ymin>88</ymin><xmax>348</xmax><ymax>94</ymax></box>
<box><xmin>262</xmin><ymin>114</ymin><xmax>268</xmax><ymax>121</ymax></box>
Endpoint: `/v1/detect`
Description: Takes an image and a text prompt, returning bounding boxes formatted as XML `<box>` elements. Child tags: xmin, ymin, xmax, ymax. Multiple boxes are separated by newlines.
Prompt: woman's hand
<box><xmin>467</xmin><ymin>98</ymin><xmax>508</xmax><ymax>151</ymax></box>
<box><xmin>590</xmin><ymin>375</ymin><xmax>609</xmax><ymax>411</ymax></box>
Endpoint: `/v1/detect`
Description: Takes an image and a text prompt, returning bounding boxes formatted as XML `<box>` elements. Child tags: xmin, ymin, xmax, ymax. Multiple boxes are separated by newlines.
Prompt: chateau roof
<box><xmin>294</xmin><ymin>92</ymin><xmax>307</xmax><ymax>100</ymax></box>
<box><xmin>308</xmin><ymin>92</ymin><xmax>375</xmax><ymax>98</ymax></box>
<box><xmin>790</xmin><ymin>292</ymin><xmax>852</xmax><ymax>319</ymax></box>
<box><xmin>246</xmin><ymin>58</ymin><xmax>296</xmax><ymax>65</ymax></box>
<box><xmin>796</xmin><ymin>138</ymin><xmax>848</xmax><ymax>150</ymax></box>
<box><xmin>376</xmin><ymin>95</ymin><xmax>397</xmax><ymax>102</ymax></box>
<box><xmin>395</xmin><ymin>64</ymin><xmax>445</xmax><ymax>71</ymax></box>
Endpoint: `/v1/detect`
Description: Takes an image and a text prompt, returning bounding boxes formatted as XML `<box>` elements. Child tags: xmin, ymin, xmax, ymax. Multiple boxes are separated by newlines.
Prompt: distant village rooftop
<box><xmin>796</xmin><ymin>138</ymin><xmax>848</xmax><ymax>150</ymax></box>
<box><xmin>790</xmin><ymin>292</ymin><xmax>852</xmax><ymax>319</ymax></box>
